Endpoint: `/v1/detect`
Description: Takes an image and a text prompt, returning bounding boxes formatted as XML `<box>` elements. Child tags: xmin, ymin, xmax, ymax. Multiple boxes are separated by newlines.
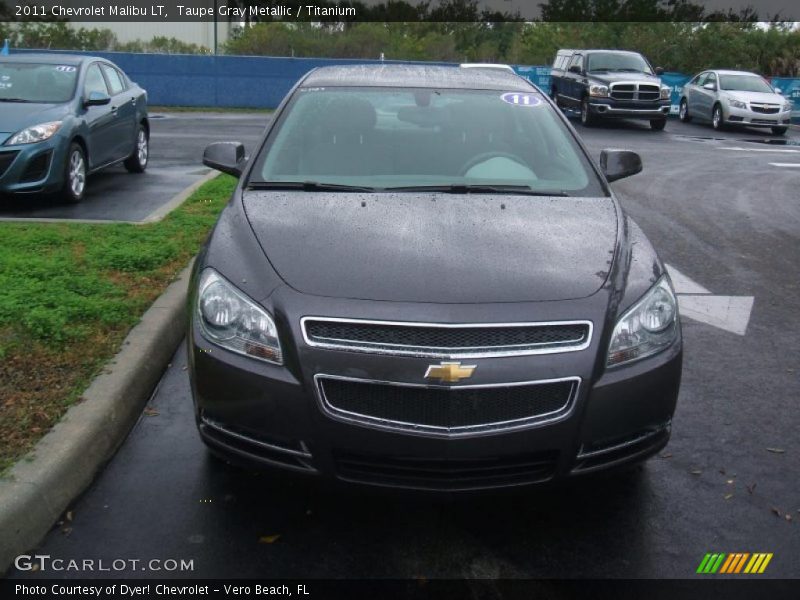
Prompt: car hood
<box><xmin>588</xmin><ymin>71</ymin><xmax>661</xmax><ymax>85</ymax></box>
<box><xmin>724</xmin><ymin>90</ymin><xmax>784</xmax><ymax>105</ymax></box>
<box><xmin>243</xmin><ymin>192</ymin><xmax>619</xmax><ymax>304</ymax></box>
<box><xmin>0</xmin><ymin>102</ymin><xmax>71</xmax><ymax>143</ymax></box>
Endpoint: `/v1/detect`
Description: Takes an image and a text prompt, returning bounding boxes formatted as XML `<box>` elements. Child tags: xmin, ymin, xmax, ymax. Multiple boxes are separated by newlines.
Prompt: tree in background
<box><xmin>0</xmin><ymin>22</ymin><xmax>211</xmax><ymax>54</ymax></box>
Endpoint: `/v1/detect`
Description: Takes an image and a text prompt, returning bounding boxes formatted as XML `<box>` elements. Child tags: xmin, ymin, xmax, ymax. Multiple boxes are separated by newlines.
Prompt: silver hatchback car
<box><xmin>679</xmin><ymin>69</ymin><xmax>792</xmax><ymax>135</ymax></box>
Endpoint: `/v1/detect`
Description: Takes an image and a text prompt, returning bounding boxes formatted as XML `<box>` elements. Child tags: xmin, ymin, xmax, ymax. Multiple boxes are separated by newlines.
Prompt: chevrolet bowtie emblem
<box><xmin>424</xmin><ymin>361</ymin><xmax>476</xmax><ymax>383</ymax></box>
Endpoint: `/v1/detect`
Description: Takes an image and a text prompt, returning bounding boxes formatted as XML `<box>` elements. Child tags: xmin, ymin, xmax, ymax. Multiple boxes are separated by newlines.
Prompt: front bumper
<box><xmin>588</xmin><ymin>99</ymin><xmax>671</xmax><ymax>120</ymax></box>
<box><xmin>189</xmin><ymin>310</ymin><xmax>682</xmax><ymax>492</ymax></box>
<box><xmin>723</xmin><ymin>104</ymin><xmax>792</xmax><ymax>127</ymax></box>
<box><xmin>0</xmin><ymin>137</ymin><xmax>65</xmax><ymax>195</ymax></box>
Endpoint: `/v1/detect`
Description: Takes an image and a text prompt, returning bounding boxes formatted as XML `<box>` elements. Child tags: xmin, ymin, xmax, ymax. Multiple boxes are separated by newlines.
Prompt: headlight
<box><xmin>728</xmin><ymin>98</ymin><xmax>747</xmax><ymax>110</ymax></box>
<box><xmin>5</xmin><ymin>121</ymin><xmax>62</xmax><ymax>145</ymax></box>
<box><xmin>607</xmin><ymin>276</ymin><xmax>678</xmax><ymax>367</ymax></box>
<box><xmin>589</xmin><ymin>84</ymin><xmax>609</xmax><ymax>98</ymax></box>
<box><xmin>660</xmin><ymin>86</ymin><xmax>671</xmax><ymax>99</ymax></box>
<box><xmin>196</xmin><ymin>269</ymin><xmax>283</xmax><ymax>364</ymax></box>
<box><xmin>784</xmin><ymin>101</ymin><xmax>793</xmax><ymax>111</ymax></box>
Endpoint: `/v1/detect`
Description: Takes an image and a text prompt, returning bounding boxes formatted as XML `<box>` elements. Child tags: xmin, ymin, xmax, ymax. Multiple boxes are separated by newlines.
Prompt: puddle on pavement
<box><xmin>672</xmin><ymin>135</ymin><xmax>727</xmax><ymax>142</ymax></box>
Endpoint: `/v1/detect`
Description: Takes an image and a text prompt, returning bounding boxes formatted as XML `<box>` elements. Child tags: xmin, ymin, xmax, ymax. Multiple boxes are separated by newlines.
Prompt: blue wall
<box><xmin>11</xmin><ymin>49</ymin><xmax>800</xmax><ymax>121</ymax></box>
<box><xmin>14</xmin><ymin>49</ymin><xmax>452</xmax><ymax>108</ymax></box>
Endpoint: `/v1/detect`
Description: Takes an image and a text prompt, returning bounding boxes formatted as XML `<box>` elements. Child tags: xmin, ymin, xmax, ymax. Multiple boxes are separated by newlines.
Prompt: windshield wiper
<box><xmin>384</xmin><ymin>184</ymin><xmax>570</xmax><ymax>196</ymax></box>
<box><xmin>247</xmin><ymin>181</ymin><xmax>376</xmax><ymax>192</ymax></box>
<box><xmin>0</xmin><ymin>98</ymin><xmax>32</xmax><ymax>103</ymax></box>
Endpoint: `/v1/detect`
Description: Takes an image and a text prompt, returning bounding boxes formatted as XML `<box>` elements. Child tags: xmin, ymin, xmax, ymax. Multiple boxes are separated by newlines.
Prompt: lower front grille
<box><xmin>316</xmin><ymin>375</ymin><xmax>579</xmax><ymax>436</ymax></box>
<box><xmin>20</xmin><ymin>150</ymin><xmax>52</xmax><ymax>182</ymax></box>
<box><xmin>0</xmin><ymin>151</ymin><xmax>20</xmax><ymax>177</ymax></box>
<box><xmin>334</xmin><ymin>450</ymin><xmax>559</xmax><ymax>490</ymax></box>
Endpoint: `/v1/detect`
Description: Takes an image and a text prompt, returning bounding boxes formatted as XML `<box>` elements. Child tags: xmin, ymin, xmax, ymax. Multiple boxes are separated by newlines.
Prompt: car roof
<box><xmin>460</xmin><ymin>63</ymin><xmax>516</xmax><ymax>73</ymax></box>
<box><xmin>0</xmin><ymin>53</ymin><xmax>98</xmax><ymax>65</ymax></box>
<box><xmin>570</xmin><ymin>49</ymin><xmax>644</xmax><ymax>55</ymax></box>
<box><xmin>302</xmin><ymin>64</ymin><xmax>533</xmax><ymax>92</ymax></box>
<box><xmin>712</xmin><ymin>69</ymin><xmax>761</xmax><ymax>76</ymax></box>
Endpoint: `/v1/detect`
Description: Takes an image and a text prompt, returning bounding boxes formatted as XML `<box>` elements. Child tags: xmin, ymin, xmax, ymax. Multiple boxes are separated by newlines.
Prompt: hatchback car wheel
<box><xmin>679</xmin><ymin>99</ymin><xmax>691</xmax><ymax>122</ymax></box>
<box><xmin>124</xmin><ymin>125</ymin><xmax>149</xmax><ymax>173</ymax></box>
<box><xmin>712</xmin><ymin>104</ymin><xmax>724</xmax><ymax>130</ymax></box>
<box><xmin>771</xmin><ymin>126</ymin><xmax>787</xmax><ymax>136</ymax></box>
<box><xmin>61</xmin><ymin>143</ymin><xmax>87</xmax><ymax>203</ymax></box>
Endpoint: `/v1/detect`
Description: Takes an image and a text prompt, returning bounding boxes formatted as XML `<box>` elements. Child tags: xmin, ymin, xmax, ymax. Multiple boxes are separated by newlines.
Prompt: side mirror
<box><xmin>568</xmin><ymin>65</ymin><xmax>582</xmax><ymax>74</ymax></box>
<box><xmin>703</xmin><ymin>82</ymin><xmax>716</xmax><ymax>91</ymax></box>
<box><xmin>203</xmin><ymin>142</ymin><xmax>246</xmax><ymax>178</ymax></box>
<box><xmin>774</xmin><ymin>87</ymin><xmax>782</xmax><ymax>94</ymax></box>
<box><xmin>600</xmin><ymin>149</ymin><xmax>642</xmax><ymax>183</ymax></box>
<box><xmin>84</xmin><ymin>91</ymin><xmax>111</xmax><ymax>107</ymax></box>
<box><xmin>655</xmin><ymin>66</ymin><xmax>664</xmax><ymax>75</ymax></box>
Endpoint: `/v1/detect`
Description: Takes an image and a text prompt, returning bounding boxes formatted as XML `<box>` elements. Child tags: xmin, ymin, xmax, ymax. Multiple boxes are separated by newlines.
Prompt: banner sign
<box><xmin>770</xmin><ymin>77</ymin><xmax>800</xmax><ymax>122</ymax></box>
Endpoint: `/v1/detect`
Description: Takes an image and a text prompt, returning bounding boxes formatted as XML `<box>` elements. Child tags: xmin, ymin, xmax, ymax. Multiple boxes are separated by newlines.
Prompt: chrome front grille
<box><xmin>609</xmin><ymin>82</ymin><xmax>660</xmax><ymax>101</ymax></box>
<box><xmin>315</xmin><ymin>374</ymin><xmax>580</xmax><ymax>436</ymax></box>
<box><xmin>750</xmin><ymin>103</ymin><xmax>780</xmax><ymax>114</ymax></box>
<box><xmin>301</xmin><ymin>317</ymin><xmax>592</xmax><ymax>358</ymax></box>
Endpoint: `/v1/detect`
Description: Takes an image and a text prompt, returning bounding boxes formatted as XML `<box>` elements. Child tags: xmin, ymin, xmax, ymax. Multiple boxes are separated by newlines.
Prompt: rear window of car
<box><xmin>252</xmin><ymin>87</ymin><xmax>605</xmax><ymax>197</ymax></box>
<box><xmin>101</xmin><ymin>64</ymin><xmax>126</xmax><ymax>95</ymax></box>
<box><xmin>0</xmin><ymin>62</ymin><xmax>78</xmax><ymax>103</ymax></box>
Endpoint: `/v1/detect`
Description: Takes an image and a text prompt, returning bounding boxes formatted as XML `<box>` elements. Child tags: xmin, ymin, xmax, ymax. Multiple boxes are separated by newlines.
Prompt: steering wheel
<box><xmin>459</xmin><ymin>151</ymin><xmax>530</xmax><ymax>176</ymax></box>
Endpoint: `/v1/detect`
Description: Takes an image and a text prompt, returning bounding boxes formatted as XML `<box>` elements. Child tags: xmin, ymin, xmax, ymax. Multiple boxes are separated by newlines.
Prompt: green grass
<box><xmin>0</xmin><ymin>174</ymin><xmax>237</xmax><ymax>474</ymax></box>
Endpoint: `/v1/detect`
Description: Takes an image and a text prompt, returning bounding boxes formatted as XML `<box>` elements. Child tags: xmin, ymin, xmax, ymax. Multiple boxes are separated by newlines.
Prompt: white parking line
<box><xmin>768</xmin><ymin>162</ymin><xmax>800</xmax><ymax>167</ymax></box>
<box><xmin>718</xmin><ymin>146</ymin><xmax>800</xmax><ymax>153</ymax></box>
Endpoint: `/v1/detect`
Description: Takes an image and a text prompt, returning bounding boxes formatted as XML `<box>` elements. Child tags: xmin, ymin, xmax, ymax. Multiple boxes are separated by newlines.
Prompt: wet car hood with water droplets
<box><xmin>243</xmin><ymin>192</ymin><xmax>618</xmax><ymax>304</ymax></box>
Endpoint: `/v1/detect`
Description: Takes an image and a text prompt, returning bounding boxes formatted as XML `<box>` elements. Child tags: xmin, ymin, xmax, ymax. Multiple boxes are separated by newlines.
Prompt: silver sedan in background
<box><xmin>678</xmin><ymin>69</ymin><xmax>792</xmax><ymax>135</ymax></box>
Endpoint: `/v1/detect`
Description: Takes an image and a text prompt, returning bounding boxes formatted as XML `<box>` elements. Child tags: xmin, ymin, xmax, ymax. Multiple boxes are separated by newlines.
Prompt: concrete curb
<box><xmin>0</xmin><ymin>261</ymin><xmax>193</xmax><ymax>574</ymax></box>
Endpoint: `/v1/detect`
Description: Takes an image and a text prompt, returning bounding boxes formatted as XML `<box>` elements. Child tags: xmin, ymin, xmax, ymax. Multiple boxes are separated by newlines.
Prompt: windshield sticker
<box><xmin>55</xmin><ymin>66</ymin><xmax>76</xmax><ymax>73</ymax></box>
<box><xmin>0</xmin><ymin>82</ymin><xmax>12</xmax><ymax>89</ymax></box>
<box><xmin>500</xmin><ymin>92</ymin><xmax>542</xmax><ymax>107</ymax></box>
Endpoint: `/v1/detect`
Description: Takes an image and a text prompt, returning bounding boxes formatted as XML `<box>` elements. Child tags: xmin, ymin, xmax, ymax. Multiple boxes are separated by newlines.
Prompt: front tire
<box><xmin>61</xmin><ymin>143</ymin><xmax>87</xmax><ymax>204</ymax></box>
<box><xmin>650</xmin><ymin>119</ymin><xmax>667</xmax><ymax>131</ymax></box>
<box><xmin>124</xmin><ymin>125</ymin><xmax>149</xmax><ymax>173</ymax></box>
<box><xmin>580</xmin><ymin>97</ymin><xmax>596</xmax><ymax>127</ymax></box>
<box><xmin>712</xmin><ymin>104</ymin><xmax>725</xmax><ymax>131</ymax></box>
<box><xmin>679</xmin><ymin>98</ymin><xmax>691</xmax><ymax>122</ymax></box>
<box><xmin>771</xmin><ymin>126</ymin><xmax>787</xmax><ymax>136</ymax></box>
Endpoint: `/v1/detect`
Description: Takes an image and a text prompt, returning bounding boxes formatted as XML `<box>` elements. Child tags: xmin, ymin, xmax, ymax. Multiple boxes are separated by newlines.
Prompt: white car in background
<box><xmin>679</xmin><ymin>69</ymin><xmax>792</xmax><ymax>135</ymax></box>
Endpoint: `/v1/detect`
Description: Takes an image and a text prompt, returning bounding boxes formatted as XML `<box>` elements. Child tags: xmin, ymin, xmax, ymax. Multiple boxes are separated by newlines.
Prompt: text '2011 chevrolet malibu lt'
<box><xmin>188</xmin><ymin>65</ymin><xmax>682</xmax><ymax>492</ymax></box>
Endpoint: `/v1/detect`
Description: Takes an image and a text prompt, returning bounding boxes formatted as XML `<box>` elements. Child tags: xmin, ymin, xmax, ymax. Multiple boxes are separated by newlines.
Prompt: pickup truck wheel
<box><xmin>679</xmin><ymin>99</ymin><xmax>691</xmax><ymax>122</ymax></box>
<box><xmin>712</xmin><ymin>104</ymin><xmax>725</xmax><ymax>130</ymax></box>
<box><xmin>771</xmin><ymin>126</ymin><xmax>787</xmax><ymax>136</ymax></box>
<box><xmin>650</xmin><ymin>119</ymin><xmax>667</xmax><ymax>131</ymax></box>
<box><xmin>580</xmin><ymin>98</ymin><xmax>595</xmax><ymax>126</ymax></box>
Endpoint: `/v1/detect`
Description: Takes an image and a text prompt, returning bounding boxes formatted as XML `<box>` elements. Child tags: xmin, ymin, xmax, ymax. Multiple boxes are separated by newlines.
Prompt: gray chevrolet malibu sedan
<box><xmin>188</xmin><ymin>65</ymin><xmax>682</xmax><ymax>492</ymax></box>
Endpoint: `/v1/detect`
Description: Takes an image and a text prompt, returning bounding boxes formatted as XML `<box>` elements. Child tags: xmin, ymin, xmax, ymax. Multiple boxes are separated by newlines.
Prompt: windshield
<box><xmin>252</xmin><ymin>87</ymin><xmax>605</xmax><ymax>197</ymax></box>
<box><xmin>0</xmin><ymin>62</ymin><xmax>78</xmax><ymax>103</ymax></box>
<box><xmin>719</xmin><ymin>74</ymin><xmax>774</xmax><ymax>93</ymax></box>
<box><xmin>586</xmin><ymin>52</ymin><xmax>652</xmax><ymax>74</ymax></box>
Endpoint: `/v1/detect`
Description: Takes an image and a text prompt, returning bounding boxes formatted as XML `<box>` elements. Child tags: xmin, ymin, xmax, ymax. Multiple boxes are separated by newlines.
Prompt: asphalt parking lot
<box><xmin>0</xmin><ymin>112</ymin><xmax>269</xmax><ymax>223</ymax></box>
<box><xmin>9</xmin><ymin>117</ymin><xmax>800</xmax><ymax>580</ymax></box>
